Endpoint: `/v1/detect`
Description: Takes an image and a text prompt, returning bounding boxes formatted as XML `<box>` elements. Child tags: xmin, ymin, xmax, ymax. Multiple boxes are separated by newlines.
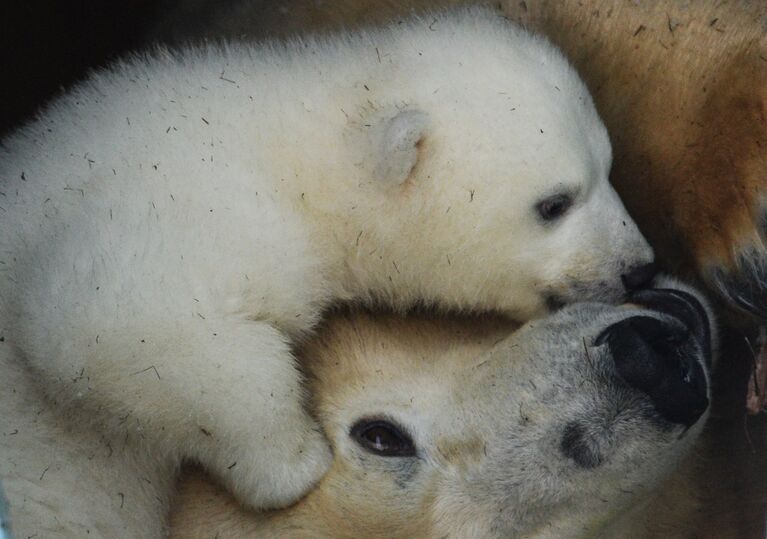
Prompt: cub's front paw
<box><xmin>220</xmin><ymin>417</ymin><xmax>332</xmax><ymax>510</ymax></box>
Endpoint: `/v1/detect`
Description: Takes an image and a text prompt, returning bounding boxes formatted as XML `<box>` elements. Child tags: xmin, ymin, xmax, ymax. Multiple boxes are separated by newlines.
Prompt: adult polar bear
<box><xmin>0</xmin><ymin>7</ymin><xmax>653</xmax><ymax>533</ymax></box>
<box><xmin>169</xmin><ymin>282</ymin><xmax>714</xmax><ymax>538</ymax></box>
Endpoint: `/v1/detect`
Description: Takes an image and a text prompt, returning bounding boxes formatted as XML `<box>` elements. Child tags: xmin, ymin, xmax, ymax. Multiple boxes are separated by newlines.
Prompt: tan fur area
<box><xmin>435</xmin><ymin>434</ymin><xmax>485</xmax><ymax>468</ymax></box>
<box><xmin>301</xmin><ymin>310</ymin><xmax>513</xmax><ymax>402</ymax></box>
<box><xmin>170</xmin><ymin>464</ymin><xmax>439</xmax><ymax>538</ymax></box>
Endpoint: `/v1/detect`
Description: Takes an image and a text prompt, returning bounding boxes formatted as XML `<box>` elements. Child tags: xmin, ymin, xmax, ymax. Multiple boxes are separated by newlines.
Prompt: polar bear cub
<box><xmin>0</xmin><ymin>7</ymin><xmax>652</xmax><ymax>513</ymax></box>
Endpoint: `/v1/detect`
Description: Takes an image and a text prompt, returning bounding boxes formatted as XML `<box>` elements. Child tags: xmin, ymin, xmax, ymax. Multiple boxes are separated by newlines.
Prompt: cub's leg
<box><xmin>22</xmin><ymin>316</ymin><xmax>331</xmax><ymax>510</ymax></box>
<box><xmin>166</xmin><ymin>319</ymin><xmax>332</xmax><ymax>509</ymax></box>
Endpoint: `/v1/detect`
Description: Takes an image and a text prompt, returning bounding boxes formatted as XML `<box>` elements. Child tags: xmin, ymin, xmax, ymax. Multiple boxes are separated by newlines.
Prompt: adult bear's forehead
<box><xmin>298</xmin><ymin>310</ymin><xmax>516</xmax><ymax>387</ymax></box>
<box><xmin>299</xmin><ymin>303</ymin><xmax>646</xmax><ymax>396</ymax></box>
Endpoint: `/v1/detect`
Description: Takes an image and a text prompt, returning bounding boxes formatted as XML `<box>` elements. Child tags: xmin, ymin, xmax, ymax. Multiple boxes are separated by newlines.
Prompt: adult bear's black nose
<box><xmin>629</xmin><ymin>287</ymin><xmax>713</xmax><ymax>367</ymax></box>
<box><xmin>595</xmin><ymin>298</ymin><xmax>709</xmax><ymax>427</ymax></box>
<box><xmin>621</xmin><ymin>262</ymin><xmax>658</xmax><ymax>291</ymax></box>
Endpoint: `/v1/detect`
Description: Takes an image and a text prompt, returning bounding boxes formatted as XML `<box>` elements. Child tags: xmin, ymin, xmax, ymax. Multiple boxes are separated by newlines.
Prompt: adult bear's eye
<box><xmin>350</xmin><ymin>419</ymin><xmax>416</xmax><ymax>457</ymax></box>
<box><xmin>537</xmin><ymin>193</ymin><xmax>573</xmax><ymax>222</ymax></box>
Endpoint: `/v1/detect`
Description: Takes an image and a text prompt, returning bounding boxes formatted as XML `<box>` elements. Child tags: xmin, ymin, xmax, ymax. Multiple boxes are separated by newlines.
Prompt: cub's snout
<box><xmin>596</xmin><ymin>288</ymin><xmax>711</xmax><ymax>427</ymax></box>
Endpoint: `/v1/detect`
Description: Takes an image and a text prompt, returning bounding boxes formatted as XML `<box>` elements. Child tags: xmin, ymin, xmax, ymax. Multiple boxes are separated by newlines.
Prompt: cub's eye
<box><xmin>537</xmin><ymin>193</ymin><xmax>573</xmax><ymax>222</ymax></box>
<box><xmin>350</xmin><ymin>419</ymin><xmax>416</xmax><ymax>457</ymax></box>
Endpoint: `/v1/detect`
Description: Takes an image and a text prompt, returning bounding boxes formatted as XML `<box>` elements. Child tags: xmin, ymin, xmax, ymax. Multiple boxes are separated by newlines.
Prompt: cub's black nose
<box><xmin>595</xmin><ymin>301</ymin><xmax>709</xmax><ymax>427</ymax></box>
<box><xmin>621</xmin><ymin>262</ymin><xmax>658</xmax><ymax>291</ymax></box>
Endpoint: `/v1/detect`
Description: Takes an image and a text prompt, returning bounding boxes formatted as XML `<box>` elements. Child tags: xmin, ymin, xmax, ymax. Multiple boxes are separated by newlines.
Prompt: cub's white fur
<box><xmin>0</xmin><ymin>7</ymin><xmax>651</xmax><ymax>534</ymax></box>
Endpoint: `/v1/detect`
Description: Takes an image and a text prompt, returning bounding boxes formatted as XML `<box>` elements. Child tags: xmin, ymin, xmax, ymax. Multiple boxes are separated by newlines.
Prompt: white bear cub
<box><xmin>0</xmin><ymin>8</ymin><xmax>652</xmax><ymax>510</ymax></box>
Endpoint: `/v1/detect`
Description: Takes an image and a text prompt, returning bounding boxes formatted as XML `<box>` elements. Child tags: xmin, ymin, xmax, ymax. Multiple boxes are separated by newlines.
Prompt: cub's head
<box><xmin>337</xmin><ymin>8</ymin><xmax>654</xmax><ymax>319</ymax></box>
<box><xmin>170</xmin><ymin>279</ymin><xmax>714</xmax><ymax>538</ymax></box>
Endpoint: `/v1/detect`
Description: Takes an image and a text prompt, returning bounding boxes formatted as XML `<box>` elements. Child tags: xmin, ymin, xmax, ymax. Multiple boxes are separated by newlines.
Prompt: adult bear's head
<box><xmin>170</xmin><ymin>278</ymin><xmax>714</xmax><ymax>538</ymax></box>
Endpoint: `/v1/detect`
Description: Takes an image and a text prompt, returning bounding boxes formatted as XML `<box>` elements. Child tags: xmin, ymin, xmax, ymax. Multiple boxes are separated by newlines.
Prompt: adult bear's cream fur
<box><xmin>169</xmin><ymin>279</ymin><xmax>714</xmax><ymax>538</ymax></box>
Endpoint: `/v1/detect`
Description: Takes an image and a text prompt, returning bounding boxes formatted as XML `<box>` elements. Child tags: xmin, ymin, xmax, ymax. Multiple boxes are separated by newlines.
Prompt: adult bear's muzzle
<box><xmin>595</xmin><ymin>288</ymin><xmax>711</xmax><ymax>428</ymax></box>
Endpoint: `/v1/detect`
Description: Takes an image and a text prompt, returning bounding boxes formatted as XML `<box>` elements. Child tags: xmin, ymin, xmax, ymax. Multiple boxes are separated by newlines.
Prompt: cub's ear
<box><xmin>368</xmin><ymin>109</ymin><xmax>430</xmax><ymax>186</ymax></box>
